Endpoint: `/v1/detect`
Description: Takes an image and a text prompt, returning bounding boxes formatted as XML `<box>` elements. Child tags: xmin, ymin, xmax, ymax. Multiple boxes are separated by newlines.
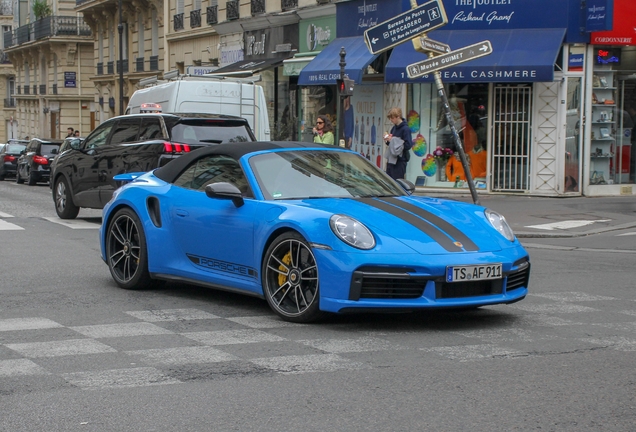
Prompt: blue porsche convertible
<box><xmin>100</xmin><ymin>142</ymin><xmax>529</xmax><ymax>322</ymax></box>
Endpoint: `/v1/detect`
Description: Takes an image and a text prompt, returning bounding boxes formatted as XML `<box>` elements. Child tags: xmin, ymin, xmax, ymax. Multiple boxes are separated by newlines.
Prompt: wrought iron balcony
<box><xmin>32</xmin><ymin>85</ymin><xmax>37</xmax><ymax>94</ymax></box>
<box><xmin>150</xmin><ymin>55</ymin><xmax>159</xmax><ymax>71</ymax></box>
<box><xmin>97</xmin><ymin>62</ymin><xmax>103</xmax><ymax>75</ymax></box>
<box><xmin>174</xmin><ymin>13</ymin><xmax>184</xmax><ymax>31</ymax></box>
<box><xmin>206</xmin><ymin>5</ymin><xmax>218</xmax><ymax>25</ymax></box>
<box><xmin>281</xmin><ymin>0</ymin><xmax>297</xmax><ymax>11</ymax></box>
<box><xmin>107</xmin><ymin>61</ymin><xmax>114</xmax><ymax>75</ymax></box>
<box><xmin>6</xmin><ymin>16</ymin><xmax>92</xmax><ymax>48</ymax></box>
<box><xmin>190</xmin><ymin>9</ymin><xmax>201</xmax><ymax>28</ymax></box>
<box><xmin>23</xmin><ymin>85</ymin><xmax>29</xmax><ymax>95</ymax></box>
<box><xmin>136</xmin><ymin>57</ymin><xmax>144</xmax><ymax>72</ymax></box>
<box><xmin>0</xmin><ymin>50</ymin><xmax>9</xmax><ymax>63</ymax></box>
<box><xmin>39</xmin><ymin>84</ymin><xmax>46</xmax><ymax>95</ymax></box>
<box><xmin>52</xmin><ymin>84</ymin><xmax>57</xmax><ymax>95</ymax></box>
<box><xmin>251</xmin><ymin>0</ymin><xmax>265</xmax><ymax>15</ymax></box>
<box><xmin>2</xmin><ymin>31</ymin><xmax>14</xmax><ymax>49</ymax></box>
<box><xmin>4</xmin><ymin>98</ymin><xmax>16</xmax><ymax>108</ymax></box>
<box><xmin>226</xmin><ymin>0</ymin><xmax>239</xmax><ymax>20</ymax></box>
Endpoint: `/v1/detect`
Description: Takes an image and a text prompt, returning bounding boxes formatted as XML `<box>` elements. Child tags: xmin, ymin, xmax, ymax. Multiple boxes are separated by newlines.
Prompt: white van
<box><xmin>126</xmin><ymin>77</ymin><xmax>271</xmax><ymax>141</ymax></box>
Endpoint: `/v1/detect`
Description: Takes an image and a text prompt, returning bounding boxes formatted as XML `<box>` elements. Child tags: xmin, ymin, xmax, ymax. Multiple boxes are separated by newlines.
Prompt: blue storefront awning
<box><xmin>298</xmin><ymin>37</ymin><xmax>380</xmax><ymax>86</ymax></box>
<box><xmin>385</xmin><ymin>28</ymin><xmax>566</xmax><ymax>83</ymax></box>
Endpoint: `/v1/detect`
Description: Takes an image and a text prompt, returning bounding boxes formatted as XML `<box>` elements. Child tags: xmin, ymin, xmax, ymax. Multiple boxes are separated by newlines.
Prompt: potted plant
<box><xmin>32</xmin><ymin>0</ymin><xmax>52</xmax><ymax>20</ymax></box>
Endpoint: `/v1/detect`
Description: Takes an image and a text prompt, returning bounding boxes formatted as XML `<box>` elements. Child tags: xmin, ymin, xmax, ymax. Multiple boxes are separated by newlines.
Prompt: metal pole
<box><xmin>339</xmin><ymin>47</ymin><xmax>346</xmax><ymax>145</ymax></box>
<box><xmin>433</xmin><ymin>71</ymin><xmax>480</xmax><ymax>205</ymax></box>
<box><xmin>118</xmin><ymin>0</ymin><xmax>124</xmax><ymax>116</ymax></box>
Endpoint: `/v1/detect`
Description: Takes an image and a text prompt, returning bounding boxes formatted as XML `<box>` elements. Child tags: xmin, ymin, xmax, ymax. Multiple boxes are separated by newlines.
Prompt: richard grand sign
<box><xmin>401</xmin><ymin>0</ymin><xmax>570</xmax><ymax>31</ymax></box>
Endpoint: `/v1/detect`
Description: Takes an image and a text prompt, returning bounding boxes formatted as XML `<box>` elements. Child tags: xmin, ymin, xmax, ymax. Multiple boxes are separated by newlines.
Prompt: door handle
<box><xmin>175</xmin><ymin>209</ymin><xmax>189</xmax><ymax>217</ymax></box>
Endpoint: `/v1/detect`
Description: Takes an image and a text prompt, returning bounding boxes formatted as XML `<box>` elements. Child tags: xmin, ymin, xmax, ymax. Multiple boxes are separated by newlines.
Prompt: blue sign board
<box><xmin>336</xmin><ymin>0</ymin><xmax>404</xmax><ymax>38</ymax></box>
<box><xmin>585</xmin><ymin>0</ymin><xmax>613</xmax><ymax>32</ymax></box>
<box><xmin>364</xmin><ymin>0</ymin><xmax>447</xmax><ymax>55</ymax></box>
<box><xmin>64</xmin><ymin>71</ymin><xmax>76</xmax><ymax>88</ymax></box>
<box><xmin>401</xmin><ymin>0</ymin><xmax>590</xmax><ymax>44</ymax></box>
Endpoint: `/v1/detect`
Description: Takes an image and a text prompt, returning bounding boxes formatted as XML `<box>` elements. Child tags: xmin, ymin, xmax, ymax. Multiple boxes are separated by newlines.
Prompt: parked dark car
<box><xmin>16</xmin><ymin>138</ymin><xmax>63</xmax><ymax>185</ymax></box>
<box><xmin>0</xmin><ymin>142</ymin><xmax>28</xmax><ymax>180</ymax></box>
<box><xmin>51</xmin><ymin>113</ymin><xmax>256</xmax><ymax>219</ymax></box>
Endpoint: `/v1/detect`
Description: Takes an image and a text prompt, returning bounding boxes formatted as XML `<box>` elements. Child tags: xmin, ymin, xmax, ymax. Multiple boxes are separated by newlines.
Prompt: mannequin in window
<box><xmin>469</xmin><ymin>141</ymin><xmax>487</xmax><ymax>179</ymax></box>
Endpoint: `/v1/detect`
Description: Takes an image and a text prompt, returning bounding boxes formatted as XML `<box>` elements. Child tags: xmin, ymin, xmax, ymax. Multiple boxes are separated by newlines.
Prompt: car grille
<box><xmin>505</xmin><ymin>263</ymin><xmax>530</xmax><ymax>292</ymax></box>
<box><xmin>436</xmin><ymin>279</ymin><xmax>504</xmax><ymax>299</ymax></box>
<box><xmin>349</xmin><ymin>267</ymin><xmax>429</xmax><ymax>300</ymax></box>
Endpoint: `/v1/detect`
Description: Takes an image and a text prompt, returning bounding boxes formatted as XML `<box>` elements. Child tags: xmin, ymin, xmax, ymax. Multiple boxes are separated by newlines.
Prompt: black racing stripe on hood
<box><xmin>379</xmin><ymin>197</ymin><xmax>480</xmax><ymax>251</ymax></box>
<box><xmin>358</xmin><ymin>198</ymin><xmax>462</xmax><ymax>252</ymax></box>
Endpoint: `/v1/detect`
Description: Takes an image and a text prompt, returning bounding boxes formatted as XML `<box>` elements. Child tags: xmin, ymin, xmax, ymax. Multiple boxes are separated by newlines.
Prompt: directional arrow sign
<box><xmin>413</xmin><ymin>36</ymin><xmax>451</xmax><ymax>55</ymax></box>
<box><xmin>364</xmin><ymin>0</ymin><xmax>448</xmax><ymax>55</ymax></box>
<box><xmin>407</xmin><ymin>40</ymin><xmax>493</xmax><ymax>79</ymax></box>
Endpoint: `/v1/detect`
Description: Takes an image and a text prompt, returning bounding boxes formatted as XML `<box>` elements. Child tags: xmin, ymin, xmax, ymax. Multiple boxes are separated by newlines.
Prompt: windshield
<box><xmin>249</xmin><ymin>150</ymin><xmax>405</xmax><ymax>200</ymax></box>
<box><xmin>170</xmin><ymin>121</ymin><xmax>253</xmax><ymax>145</ymax></box>
<box><xmin>6</xmin><ymin>144</ymin><xmax>26</xmax><ymax>153</ymax></box>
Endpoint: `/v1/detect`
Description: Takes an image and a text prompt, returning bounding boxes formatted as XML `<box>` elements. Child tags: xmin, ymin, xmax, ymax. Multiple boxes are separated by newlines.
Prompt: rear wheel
<box><xmin>106</xmin><ymin>208</ymin><xmax>153</xmax><ymax>290</ymax></box>
<box><xmin>54</xmin><ymin>177</ymin><xmax>80</xmax><ymax>219</ymax></box>
<box><xmin>262</xmin><ymin>232</ymin><xmax>323</xmax><ymax>323</ymax></box>
<box><xmin>27</xmin><ymin>169</ymin><xmax>37</xmax><ymax>185</ymax></box>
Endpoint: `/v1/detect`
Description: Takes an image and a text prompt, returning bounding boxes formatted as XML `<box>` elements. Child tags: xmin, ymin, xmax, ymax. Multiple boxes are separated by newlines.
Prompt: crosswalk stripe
<box><xmin>42</xmin><ymin>217</ymin><xmax>101</xmax><ymax>229</ymax></box>
<box><xmin>525</xmin><ymin>219</ymin><xmax>611</xmax><ymax>230</ymax></box>
<box><xmin>0</xmin><ymin>219</ymin><xmax>24</xmax><ymax>230</ymax></box>
<box><xmin>0</xmin><ymin>211</ymin><xmax>14</xmax><ymax>217</ymax></box>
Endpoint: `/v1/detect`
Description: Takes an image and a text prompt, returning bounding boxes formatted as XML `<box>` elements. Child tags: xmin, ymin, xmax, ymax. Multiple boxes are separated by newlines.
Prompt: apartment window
<box><xmin>151</xmin><ymin>8</ymin><xmax>158</xmax><ymax>56</ymax></box>
<box><xmin>138</xmin><ymin>13</ymin><xmax>144</xmax><ymax>58</ymax></box>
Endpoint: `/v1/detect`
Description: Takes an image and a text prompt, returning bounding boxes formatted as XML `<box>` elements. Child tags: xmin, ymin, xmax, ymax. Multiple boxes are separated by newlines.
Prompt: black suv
<box><xmin>16</xmin><ymin>138</ymin><xmax>63</xmax><ymax>185</ymax></box>
<box><xmin>51</xmin><ymin>113</ymin><xmax>255</xmax><ymax>219</ymax></box>
<box><xmin>0</xmin><ymin>141</ymin><xmax>28</xmax><ymax>180</ymax></box>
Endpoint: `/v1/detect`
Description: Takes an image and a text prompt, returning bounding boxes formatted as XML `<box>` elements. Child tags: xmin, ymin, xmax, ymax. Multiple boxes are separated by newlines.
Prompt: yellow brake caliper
<box><xmin>278</xmin><ymin>251</ymin><xmax>292</xmax><ymax>287</ymax></box>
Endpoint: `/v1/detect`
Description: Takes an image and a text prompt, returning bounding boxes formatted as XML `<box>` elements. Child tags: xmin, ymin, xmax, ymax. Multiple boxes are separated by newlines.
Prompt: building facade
<box><xmin>3</xmin><ymin>0</ymin><xmax>94</xmax><ymax>139</ymax></box>
<box><xmin>1</xmin><ymin>6</ymin><xmax>17</xmax><ymax>141</ymax></box>
<box><xmin>76</xmin><ymin>0</ymin><xmax>165</xmax><ymax>121</ymax></box>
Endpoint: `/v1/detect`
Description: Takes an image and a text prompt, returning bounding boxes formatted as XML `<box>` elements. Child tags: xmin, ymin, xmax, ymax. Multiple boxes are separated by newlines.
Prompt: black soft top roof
<box><xmin>154</xmin><ymin>141</ymin><xmax>333</xmax><ymax>183</ymax></box>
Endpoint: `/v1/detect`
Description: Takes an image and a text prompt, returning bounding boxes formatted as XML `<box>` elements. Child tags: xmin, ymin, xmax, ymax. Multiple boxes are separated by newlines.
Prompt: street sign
<box><xmin>407</xmin><ymin>40</ymin><xmax>493</xmax><ymax>79</ymax></box>
<box><xmin>364</xmin><ymin>0</ymin><xmax>448</xmax><ymax>55</ymax></box>
<box><xmin>413</xmin><ymin>36</ymin><xmax>451</xmax><ymax>55</ymax></box>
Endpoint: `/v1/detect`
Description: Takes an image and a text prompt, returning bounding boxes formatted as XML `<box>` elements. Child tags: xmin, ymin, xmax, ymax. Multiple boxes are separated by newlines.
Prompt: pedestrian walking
<box><xmin>66</xmin><ymin>127</ymin><xmax>74</xmax><ymax>138</ymax></box>
<box><xmin>383</xmin><ymin>107</ymin><xmax>413</xmax><ymax>180</ymax></box>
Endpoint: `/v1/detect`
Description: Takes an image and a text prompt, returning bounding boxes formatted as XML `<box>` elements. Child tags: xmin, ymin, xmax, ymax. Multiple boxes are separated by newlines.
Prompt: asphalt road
<box><xmin>1</xmin><ymin>180</ymin><xmax>636</xmax><ymax>431</ymax></box>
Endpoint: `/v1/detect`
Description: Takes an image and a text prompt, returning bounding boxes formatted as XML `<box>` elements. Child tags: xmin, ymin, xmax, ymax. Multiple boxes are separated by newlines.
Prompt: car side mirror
<box><xmin>395</xmin><ymin>178</ymin><xmax>415</xmax><ymax>194</ymax></box>
<box><xmin>205</xmin><ymin>182</ymin><xmax>244</xmax><ymax>207</ymax></box>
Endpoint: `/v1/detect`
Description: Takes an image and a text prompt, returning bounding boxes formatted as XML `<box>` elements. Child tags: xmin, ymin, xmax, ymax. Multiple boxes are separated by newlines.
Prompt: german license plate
<box><xmin>446</xmin><ymin>264</ymin><xmax>502</xmax><ymax>283</ymax></box>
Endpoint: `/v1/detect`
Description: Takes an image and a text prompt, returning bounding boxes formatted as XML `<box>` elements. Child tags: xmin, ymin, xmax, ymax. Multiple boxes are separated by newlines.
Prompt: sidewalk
<box><xmin>418</xmin><ymin>192</ymin><xmax>636</xmax><ymax>238</ymax></box>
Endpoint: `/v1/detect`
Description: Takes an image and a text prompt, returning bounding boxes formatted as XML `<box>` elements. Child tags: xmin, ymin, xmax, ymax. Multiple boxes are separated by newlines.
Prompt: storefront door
<box><xmin>491</xmin><ymin>85</ymin><xmax>533</xmax><ymax>191</ymax></box>
<box><xmin>617</xmin><ymin>75</ymin><xmax>635</xmax><ymax>184</ymax></box>
<box><xmin>564</xmin><ymin>77</ymin><xmax>583</xmax><ymax>192</ymax></box>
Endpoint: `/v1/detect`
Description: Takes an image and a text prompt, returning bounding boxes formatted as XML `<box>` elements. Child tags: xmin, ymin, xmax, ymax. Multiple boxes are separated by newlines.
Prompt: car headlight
<box><xmin>485</xmin><ymin>209</ymin><xmax>515</xmax><ymax>242</ymax></box>
<box><xmin>329</xmin><ymin>215</ymin><xmax>375</xmax><ymax>250</ymax></box>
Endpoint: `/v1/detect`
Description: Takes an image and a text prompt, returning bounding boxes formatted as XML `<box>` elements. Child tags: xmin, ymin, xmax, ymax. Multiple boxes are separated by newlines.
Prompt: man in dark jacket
<box><xmin>384</xmin><ymin>107</ymin><xmax>413</xmax><ymax>180</ymax></box>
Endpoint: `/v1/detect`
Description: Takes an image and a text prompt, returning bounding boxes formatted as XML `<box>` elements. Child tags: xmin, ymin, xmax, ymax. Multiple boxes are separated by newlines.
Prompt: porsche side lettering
<box><xmin>187</xmin><ymin>254</ymin><xmax>258</xmax><ymax>279</ymax></box>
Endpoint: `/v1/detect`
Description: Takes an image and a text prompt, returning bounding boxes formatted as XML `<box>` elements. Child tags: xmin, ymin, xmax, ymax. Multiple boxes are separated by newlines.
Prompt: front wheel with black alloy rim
<box><xmin>27</xmin><ymin>169</ymin><xmax>37</xmax><ymax>185</ymax></box>
<box><xmin>54</xmin><ymin>177</ymin><xmax>80</xmax><ymax>219</ymax></box>
<box><xmin>262</xmin><ymin>232</ymin><xmax>324</xmax><ymax>323</ymax></box>
<box><xmin>106</xmin><ymin>207</ymin><xmax>153</xmax><ymax>290</ymax></box>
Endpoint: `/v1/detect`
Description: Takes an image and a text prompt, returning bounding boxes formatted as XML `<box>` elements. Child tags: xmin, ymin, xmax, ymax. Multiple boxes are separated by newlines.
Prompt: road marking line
<box><xmin>0</xmin><ymin>219</ymin><xmax>24</xmax><ymax>230</ymax></box>
<box><xmin>183</xmin><ymin>329</ymin><xmax>285</xmax><ymax>345</ymax></box>
<box><xmin>616</xmin><ymin>232</ymin><xmax>636</xmax><ymax>236</ymax></box>
<box><xmin>525</xmin><ymin>219</ymin><xmax>611</xmax><ymax>230</ymax></box>
<box><xmin>0</xmin><ymin>211</ymin><xmax>14</xmax><ymax>217</ymax></box>
<box><xmin>0</xmin><ymin>317</ymin><xmax>63</xmax><ymax>332</ymax></box>
<box><xmin>125</xmin><ymin>308</ymin><xmax>220</xmax><ymax>322</ymax></box>
<box><xmin>6</xmin><ymin>339</ymin><xmax>117</xmax><ymax>358</ymax></box>
<box><xmin>250</xmin><ymin>354</ymin><xmax>367</xmax><ymax>375</ymax></box>
<box><xmin>42</xmin><ymin>217</ymin><xmax>101</xmax><ymax>229</ymax></box>
<box><xmin>127</xmin><ymin>346</ymin><xmax>239</xmax><ymax>365</ymax></box>
<box><xmin>70</xmin><ymin>322</ymin><xmax>174</xmax><ymax>338</ymax></box>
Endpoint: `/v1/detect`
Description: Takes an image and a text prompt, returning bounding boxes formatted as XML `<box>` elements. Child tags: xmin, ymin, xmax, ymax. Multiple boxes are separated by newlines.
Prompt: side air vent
<box><xmin>147</xmin><ymin>196</ymin><xmax>162</xmax><ymax>228</ymax></box>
